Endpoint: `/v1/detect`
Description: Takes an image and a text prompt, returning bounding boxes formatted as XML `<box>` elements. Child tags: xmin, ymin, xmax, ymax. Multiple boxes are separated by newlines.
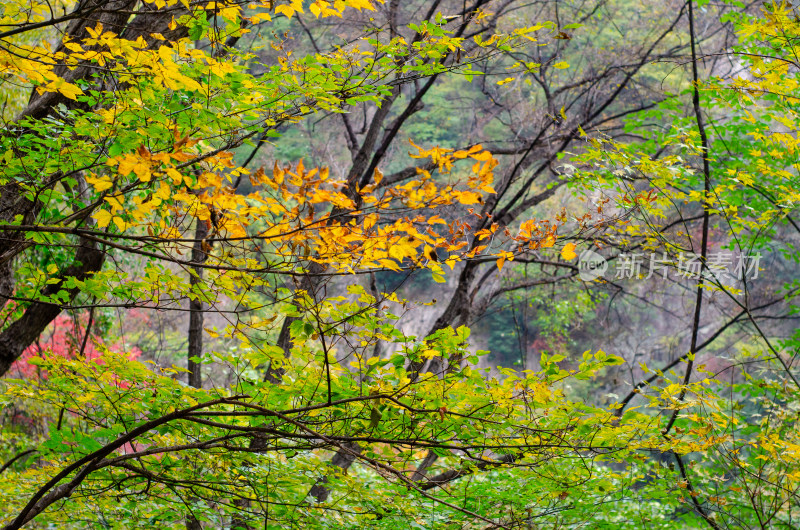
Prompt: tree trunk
<box><xmin>185</xmin><ymin>220</ymin><xmax>207</xmax><ymax>529</ymax></box>
<box><xmin>187</xmin><ymin>219</ymin><xmax>208</xmax><ymax>388</ymax></box>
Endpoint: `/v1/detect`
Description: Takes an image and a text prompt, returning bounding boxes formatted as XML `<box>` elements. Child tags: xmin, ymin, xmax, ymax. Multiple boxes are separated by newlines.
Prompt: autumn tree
<box><xmin>0</xmin><ymin>0</ymin><xmax>636</xmax><ymax>527</ymax></box>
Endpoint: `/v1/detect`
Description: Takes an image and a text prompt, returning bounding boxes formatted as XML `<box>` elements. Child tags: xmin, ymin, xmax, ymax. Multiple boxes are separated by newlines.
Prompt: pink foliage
<box><xmin>10</xmin><ymin>314</ymin><xmax>141</xmax><ymax>378</ymax></box>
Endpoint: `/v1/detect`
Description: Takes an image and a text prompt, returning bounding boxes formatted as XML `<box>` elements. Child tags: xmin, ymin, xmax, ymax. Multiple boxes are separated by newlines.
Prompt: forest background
<box><xmin>1</xmin><ymin>0</ymin><xmax>799</xmax><ymax>528</ymax></box>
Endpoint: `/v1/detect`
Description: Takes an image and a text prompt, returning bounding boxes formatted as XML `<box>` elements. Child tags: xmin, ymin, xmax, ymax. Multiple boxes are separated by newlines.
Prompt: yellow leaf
<box><xmin>156</xmin><ymin>181</ymin><xmax>172</xmax><ymax>200</ymax></box>
<box><xmin>454</xmin><ymin>190</ymin><xmax>482</xmax><ymax>205</ymax></box>
<box><xmin>56</xmin><ymin>80</ymin><xmax>84</xmax><ymax>100</ymax></box>
<box><xmin>133</xmin><ymin>163</ymin><xmax>151</xmax><ymax>182</ymax></box>
<box><xmin>275</xmin><ymin>4</ymin><xmax>297</xmax><ymax>18</ymax></box>
<box><xmin>470</xmin><ymin>150</ymin><xmax>494</xmax><ymax>162</ymax></box>
<box><xmin>561</xmin><ymin>242</ymin><xmax>577</xmax><ymax>260</ymax></box>
<box><xmin>116</xmin><ymin>154</ymin><xmax>137</xmax><ymax>176</ymax></box>
<box><xmin>165</xmin><ymin>167</ymin><xmax>183</xmax><ymax>184</ymax></box>
<box><xmin>423</xmin><ymin>245</ymin><xmax>439</xmax><ymax>262</ymax></box>
<box><xmin>497</xmin><ymin>77</ymin><xmax>514</xmax><ymax>86</ymax></box>
<box><xmin>422</xmin><ymin>349</ymin><xmax>438</xmax><ymax>359</ymax></box>
<box><xmin>93</xmin><ymin>209</ymin><xmax>112</xmax><ymax>228</ymax></box>
<box><xmin>552</xmin><ymin>61</ymin><xmax>570</xmax><ymax>69</ymax></box>
<box><xmin>379</xmin><ymin>258</ymin><xmax>401</xmax><ymax>271</ymax></box>
<box><xmin>105</xmin><ymin>195</ymin><xmax>124</xmax><ymax>212</ymax></box>
<box><xmin>85</xmin><ymin>174</ymin><xmax>113</xmax><ymax>191</ymax></box>
<box><xmin>346</xmin><ymin>0</ymin><xmax>376</xmax><ymax>10</ymax></box>
<box><xmin>250</xmin><ymin>12</ymin><xmax>272</xmax><ymax>23</ymax></box>
<box><xmin>63</xmin><ymin>42</ymin><xmax>84</xmax><ymax>52</ymax></box>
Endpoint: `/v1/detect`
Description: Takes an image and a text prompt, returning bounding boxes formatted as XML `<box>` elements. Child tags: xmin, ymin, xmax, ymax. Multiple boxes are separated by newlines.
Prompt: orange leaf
<box><xmin>560</xmin><ymin>242</ymin><xmax>577</xmax><ymax>260</ymax></box>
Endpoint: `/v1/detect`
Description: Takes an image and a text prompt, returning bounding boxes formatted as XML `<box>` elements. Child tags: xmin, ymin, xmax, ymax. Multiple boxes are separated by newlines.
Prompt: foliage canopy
<box><xmin>1</xmin><ymin>0</ymin><xmax>800</xmax><ymax>529</ymax></box>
